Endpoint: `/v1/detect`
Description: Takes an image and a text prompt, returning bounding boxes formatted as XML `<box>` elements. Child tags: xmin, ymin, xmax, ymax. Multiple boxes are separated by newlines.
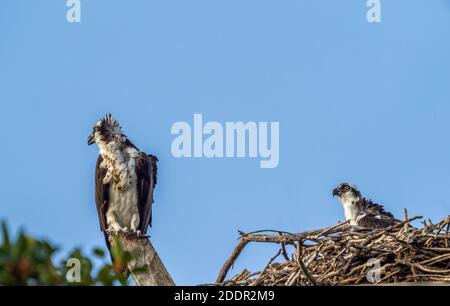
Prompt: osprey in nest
<box><xmin>88</xmin><ymin>114</ymin><xmax>158</xmax><ymax>251</ymax></box>
<box><xmin>333</xmin><ymin>183</ymin><xmax>399</xmax><ymax>229</ymax></box>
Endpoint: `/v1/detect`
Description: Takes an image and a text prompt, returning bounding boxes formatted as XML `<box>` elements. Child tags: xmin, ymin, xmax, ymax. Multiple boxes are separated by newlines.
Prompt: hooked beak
<box><xmin>87</xmin><ymin>134</ymin><xmax>95</xmax><ymax>146</ymax></box>
<box><xmin>332</xmin><ymin>188</ymin><xmax>340</xmax><ymax>197</ymax></box>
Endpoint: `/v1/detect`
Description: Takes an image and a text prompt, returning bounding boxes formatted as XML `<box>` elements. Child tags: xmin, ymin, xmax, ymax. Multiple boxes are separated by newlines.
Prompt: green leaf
<box><xmin>1</xmin><ymin>221</ymin><xmax>10</xmax><ymax>252</ymax></box>
<box><xmin>92</xmin><ymin>248</ymin><xmax>105</xmax><ymax>258</ymax></box>
<box><xmin>0</xmin><ymin>220</ymin><xmax>132</xmax><ymax>286</ymax></box>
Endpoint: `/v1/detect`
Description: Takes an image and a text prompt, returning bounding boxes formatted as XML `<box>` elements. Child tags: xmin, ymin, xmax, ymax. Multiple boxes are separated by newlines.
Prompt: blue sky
<box><xmin>1</xmin><ymin>0</ymin><xmax>450</xmax><ymax>285</ymax></box>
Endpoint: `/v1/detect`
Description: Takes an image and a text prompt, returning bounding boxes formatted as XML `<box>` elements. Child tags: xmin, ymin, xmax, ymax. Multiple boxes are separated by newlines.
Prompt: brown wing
<box><xmin>135</xmin><ymin>153</ymin><xmax>158</xmax><ymax>234</ymax></box>
<box><xmin>95</xmin><ymin>155</ymin><xmax>109</xmax><ymax>233</ymax></box>
<box><xmin>357</xmin><ymin>198</ymin><xmax>400</xmax><ymax>229</ymax></box>
<box><xmin>356</xmin><ymin>214</ymin><xmax>397</xmax><ymax>229</ymax></box>
<box><xmin>363</xmin><ymin>198</ymin><xmax>395</xmax><ymax>219</ymax></box>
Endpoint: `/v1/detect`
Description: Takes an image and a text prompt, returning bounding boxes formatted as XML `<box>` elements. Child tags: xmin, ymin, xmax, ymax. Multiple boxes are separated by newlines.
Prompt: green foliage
<box><xmin>0</xmin><ymin>221</ymin><xmax>130</xmax><ymax>286</ymax></box>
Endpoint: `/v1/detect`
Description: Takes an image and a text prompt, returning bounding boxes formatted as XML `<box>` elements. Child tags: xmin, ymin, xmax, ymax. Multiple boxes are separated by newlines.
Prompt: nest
<box><xmin>216</xmin><ymin>214</ymin><xmax>450</xmax><ymax>286</ymax></box>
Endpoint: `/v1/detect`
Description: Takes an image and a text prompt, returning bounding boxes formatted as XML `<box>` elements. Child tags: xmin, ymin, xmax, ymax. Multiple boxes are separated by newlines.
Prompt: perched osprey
<box><xmin>88</xmin><ymin>114</ymin><xmax>158</xmax><ymax>250</ymax></box>
<box><xmin>332</xmin><ymin>183</ymin><xmax>399</xmax><ymax>229</ymax></box>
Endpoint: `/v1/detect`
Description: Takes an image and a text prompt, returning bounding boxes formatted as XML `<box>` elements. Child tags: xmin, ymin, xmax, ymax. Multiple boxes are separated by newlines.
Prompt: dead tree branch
<box><xmin>115</xmin><ymin>236</ymin><xmax>175</xmax><ymax>286</ymax></box>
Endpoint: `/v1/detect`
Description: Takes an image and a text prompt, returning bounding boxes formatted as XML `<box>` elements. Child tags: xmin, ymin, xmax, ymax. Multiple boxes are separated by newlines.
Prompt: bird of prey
<box><xmin>88</xmin><ymin>114</ymin><xmax>158</xmax><ymax>251</ymax></box>
<box><xmin>332</xmin><ymin>183</ymin><xmax>399</xmax><ymax>229</ymax></box>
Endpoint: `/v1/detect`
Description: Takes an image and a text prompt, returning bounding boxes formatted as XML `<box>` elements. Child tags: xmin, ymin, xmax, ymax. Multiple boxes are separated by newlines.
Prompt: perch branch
<box><xmin>114</xmin><ymin>236</ymin><xmax>175</xmax><ymax>286</ymax></box>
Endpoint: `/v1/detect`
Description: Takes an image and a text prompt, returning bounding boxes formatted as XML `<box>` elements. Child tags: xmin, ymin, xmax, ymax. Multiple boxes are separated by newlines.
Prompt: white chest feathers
<box><xmin>107</xmin><ymin>180</ymin><xmax>140</xmax><ymax>232</ymax></box>
<box><xmin>98</xmin><ymin>142</ymin><xmax>140</xmax><ymax>191</ymax></box>
<box><xmin>99</xmin><ymin>145</ymin><xmax>142</xmax><ymax>232</ymax></box>
<box><xmin>341</xmin><ymin>199</ymin><xmax>361</xmax><ymax>225</ymax></box>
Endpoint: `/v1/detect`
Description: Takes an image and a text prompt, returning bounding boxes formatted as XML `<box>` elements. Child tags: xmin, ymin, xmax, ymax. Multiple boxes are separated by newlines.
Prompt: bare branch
<box><xmin>115</xmin><ymin>236</ymin><xmax>175</xmax><ymax>286</ymax></box>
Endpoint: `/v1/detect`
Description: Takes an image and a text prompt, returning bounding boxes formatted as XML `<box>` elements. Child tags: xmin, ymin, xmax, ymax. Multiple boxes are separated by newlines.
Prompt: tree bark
<box><xmin>117</xmin><ymin>236</ymin><xmax>175</xmax><ymax>286</ymax></box>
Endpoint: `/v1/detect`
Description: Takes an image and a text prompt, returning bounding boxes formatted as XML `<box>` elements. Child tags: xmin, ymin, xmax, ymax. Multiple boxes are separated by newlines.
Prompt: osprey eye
<box><xmin>343</xmin><ymin>185</ymin><xmax>350</xmax><ymax>191</ymax></box>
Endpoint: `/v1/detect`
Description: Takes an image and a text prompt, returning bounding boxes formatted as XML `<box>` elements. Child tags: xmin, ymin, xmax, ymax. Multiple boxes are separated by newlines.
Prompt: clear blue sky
<box><xmin>1</xmin><ymin>0</ymin><xmax>450</xmax><ymax>285</ymax></box>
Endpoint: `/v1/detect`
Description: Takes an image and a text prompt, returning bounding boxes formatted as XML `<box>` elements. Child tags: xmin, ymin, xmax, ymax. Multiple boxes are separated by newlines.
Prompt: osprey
<box><xmin>88</xmin><ymin>114</ymin><xmax>158</xmax><ymax>251</ymax></box>
<box><xmin>332</xmin><ymin>183</ymin><xmax>399</xmax><ymax>229</ymax></box>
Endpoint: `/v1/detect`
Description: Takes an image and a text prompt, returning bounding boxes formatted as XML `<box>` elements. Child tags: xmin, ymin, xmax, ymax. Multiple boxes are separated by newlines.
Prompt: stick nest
<box><xmin>216</xmin><ymin>215</ymin><xmax>450</xmax><ymax>286</ymax></box>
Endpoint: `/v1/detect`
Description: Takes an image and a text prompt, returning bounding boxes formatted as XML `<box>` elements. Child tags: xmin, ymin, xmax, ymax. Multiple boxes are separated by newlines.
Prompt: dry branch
<box><xmin>116</xmin><ymin>236</ymin><xmax>175</xmax><ymax>286</ymax></box>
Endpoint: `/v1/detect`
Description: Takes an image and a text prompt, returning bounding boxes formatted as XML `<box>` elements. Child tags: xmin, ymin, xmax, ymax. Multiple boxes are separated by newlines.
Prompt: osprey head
<box><xmin>332</xmin><ymin>182</ymin><xmax>361</xmax><ymax>203</ymax></box>
<box><xmin>87</xmin><ymin>114</ymin><xmax>126</xmax><ymax>146</ymax></box>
